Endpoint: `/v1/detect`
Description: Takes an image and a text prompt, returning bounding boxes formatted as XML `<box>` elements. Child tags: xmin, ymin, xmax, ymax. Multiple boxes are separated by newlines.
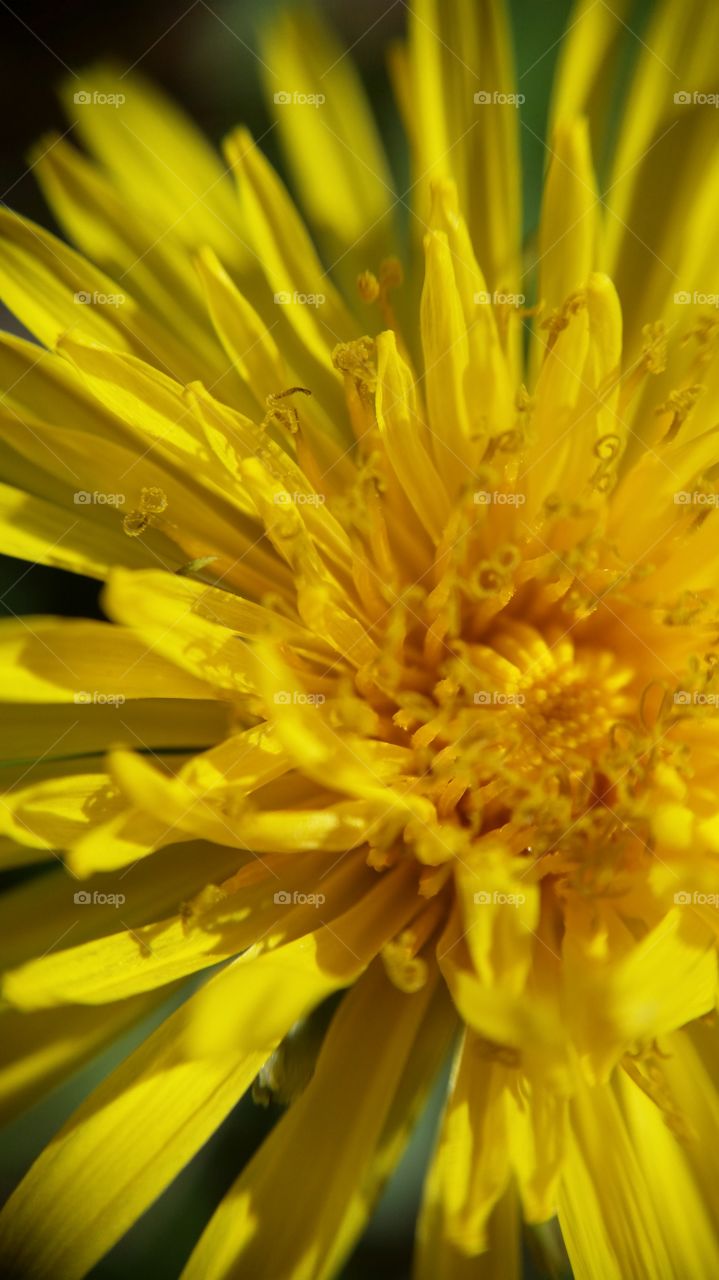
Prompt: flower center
<box><xmin>379</xmin><ymin>620</ymin><xmax>637</xmax><ymax>866</ymax></box>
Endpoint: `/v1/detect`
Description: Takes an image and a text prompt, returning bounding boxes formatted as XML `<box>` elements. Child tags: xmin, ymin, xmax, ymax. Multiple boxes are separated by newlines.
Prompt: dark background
<box><xmin>0</xmin><ymin>0</ymin><xmax>654</xmax><ymax>1274</ymax></box>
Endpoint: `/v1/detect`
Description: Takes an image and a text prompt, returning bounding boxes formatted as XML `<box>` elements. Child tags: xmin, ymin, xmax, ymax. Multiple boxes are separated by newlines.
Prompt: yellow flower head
<box><xmin>2</xmin><ymin>1</ymin><xmax>719</xmax><ymax>1276</ymax></box>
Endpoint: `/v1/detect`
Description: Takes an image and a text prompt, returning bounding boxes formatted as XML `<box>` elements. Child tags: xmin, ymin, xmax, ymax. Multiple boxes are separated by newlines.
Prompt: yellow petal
<box><xmin>60</xmin><ymin>65</ymin><xmax>248</xmax><ymax>271</ymax></box>
<box><xmin>416</xmin><ymin>1181</ymin><xmax>521</xmax><ymax>1280</ymax></box>
<box><xmin>323</xmin><ymin>982</ymin><xmax>457</xmax><ymax>1276</ymax></box>
<box><xmin>0</xmin><ymin>838</ymin><xmax>247</xmax><ymax>971</ymax></box>
<box><xmin>564</xmin><ymin>908</ymin><xmax>717</xmax><ymax>1081</ymax></box>
<box><xmin>54</xmin><ymin>339</ymin><xmax>293</xmax><ymax>595</ymax></box>
<box><xmin>70</xmin><ymin>747</ymin><xmax>385</xmax><ymax>871</ymax></box>
<box><xmin>0</xmin><ymin>480</ymin><xmax>146</xmax><ymax>580</ymax></box>
<box><xmin>0</xmin><ymin>336</ymin><xmax>268</xmax><ymax>584</ymax></box>
<box><xmin>532</xmin><ymin>272</ymin><xmax>623</xmax><ymax>498</ymax></box>
<box><xmin>661</xmin><ymin>1023</ymin><xmax>719</xmax><ymax>1224</ymax></box>
<box><xmin>95</xmin><ymin>740</ymin><xmax>272</xmax><ymax>864</ymax></box>
<box><xmin>418</xmin><ymin>1031</ymin><xmax>511</xmax><ymax>1254</ymax></box>
<box><xmin>0</xmin><ymin>993</ymin><xmax>163</xmax><ymax>1126</ymax></box>
<box><xmin>536</xmin><ymin>118</ymin><xmax>599</xmax><ymax>325</ymax></box>
<box><xmin>261</xmin><ymin>7</ymin><xmax>395</xmax><ymax>293</ymax></box>
<box><xmin>652</xmin><ymin>802</ymin><xmax>695</xmax><ymax>850</ymax></box>
<box><xmin>3</xmin><ymin>849</ymin><xmax>367</xmax><ymax>1008</ymax></box>
<box><xmin>506</xmin><ymin>1070</ymin><xmax>567</xmax><ymax>1223</ymax></box>
<box><xmin>605</xmin><ymin>0</ymin><xmax>719</xmax><ymax>262</ymax></box>
<box><xmin>0</xmin><ymin>698</ymin><xmax>228</xmax><ymax>768</ymax></box>
<box><xmin>0</xmin><ymin>971</ymin><xmax>281</xmax><ymax>1280</ymax></box>
<box><xmin>617</xmin><ymin>1066</ymin><xmax>719</xmax><ymax>1277</ymax></box>
<box><xmin>0</xmin><ymin>772</ymin><xmax>125</xmax><ymax>851</ymax></box>
<box><xmin>455</xmin><ymin>852</ymin><xmax>540</xmax><ymax>996</ymax></box>
<box><xmin>437</xmin><ymin>907</ymin><xmax>560</xmax><ymax>1052</ymax></box>
<box><xmin>0</xmin><ymin>616</ymin><xmax>213</xmax><ymax>702</ymax></box>
<box><xmin>185</xmin><ymin>859</ymin><xmax>420</xmax><ymax>1056</ymax></box>
<box><xmin>523</xmin><ymin>305</ymin><xmax>590</xmax><ymax>515</ymax></box>
<box><xmin>550</xmin><ymin>0</ymin><xmax>632</xmax><ymax>142</ymax></box>
<box><xmin>428</xmin><ymin>179</ymin><xmax>517</xmax><ymax>425</ymax></box>
<box><xmin>0</xmin><ymin>207</ymin><xmax>187</xmax><ymax>378</ymax></box>
<box><xmin>558</xmin><ymin>1081</ymin><xmax>658</xmax><ymax>1279</ymax></box>
<box><xmin>31</xmin><ymin>134</ymin><xmax>230</xmax><ymax>381</ymax></box>
<box><xmin>375</xmin><ymin>329</ymin><xmax>451</xmax><ymax>541</ymax></box>
<box><xmin>102</xmin><ymin>568</ymin><xmax>260</xmax><ymax>697</ymax></box>
<box><xmin>407</xmin><ymin>0</ymin><xmax>521</xmax><ymax>297</ymax></box>
<box><xmin>224</xmin><ymin>127</ymin><xmax>355</xmax><ymax>377</ymax></box>
<box><xmin>65</xmin><ymin>802</ymin><xmax>186</xmax><ymax>876</ymax></box>
<box><xmin>420</xmin><ymin>230</ymin><xmax>476</xmax><ymax>487</ymax></box>
<box><xmin>182</xmin><ymin>959</ymin><xmax>438</xmax><ymax>1280</ymax></box>
<box><xmin>254</xmin><ymin>640</ymin><xmax>438</xmax><ymax>845</ymax></box>
<box><xmin>195</xmin><ymin>245</ymin><xmax>286</xmax><ymax>406</ymax></box>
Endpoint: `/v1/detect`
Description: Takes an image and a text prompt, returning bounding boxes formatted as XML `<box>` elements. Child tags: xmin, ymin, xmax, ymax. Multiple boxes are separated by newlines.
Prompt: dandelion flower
<box><xmin>2</xmin><ymin>1</ymin><xmax>719</xmax><ymax>1276</ymax></box>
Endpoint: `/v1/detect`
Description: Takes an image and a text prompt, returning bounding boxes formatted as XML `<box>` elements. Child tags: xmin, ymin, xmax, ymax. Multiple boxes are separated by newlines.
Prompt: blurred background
<box><xmin>0</xmin><ymin>0</ymin><xmax>655</xmax><ymax>1274</ymax></box>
